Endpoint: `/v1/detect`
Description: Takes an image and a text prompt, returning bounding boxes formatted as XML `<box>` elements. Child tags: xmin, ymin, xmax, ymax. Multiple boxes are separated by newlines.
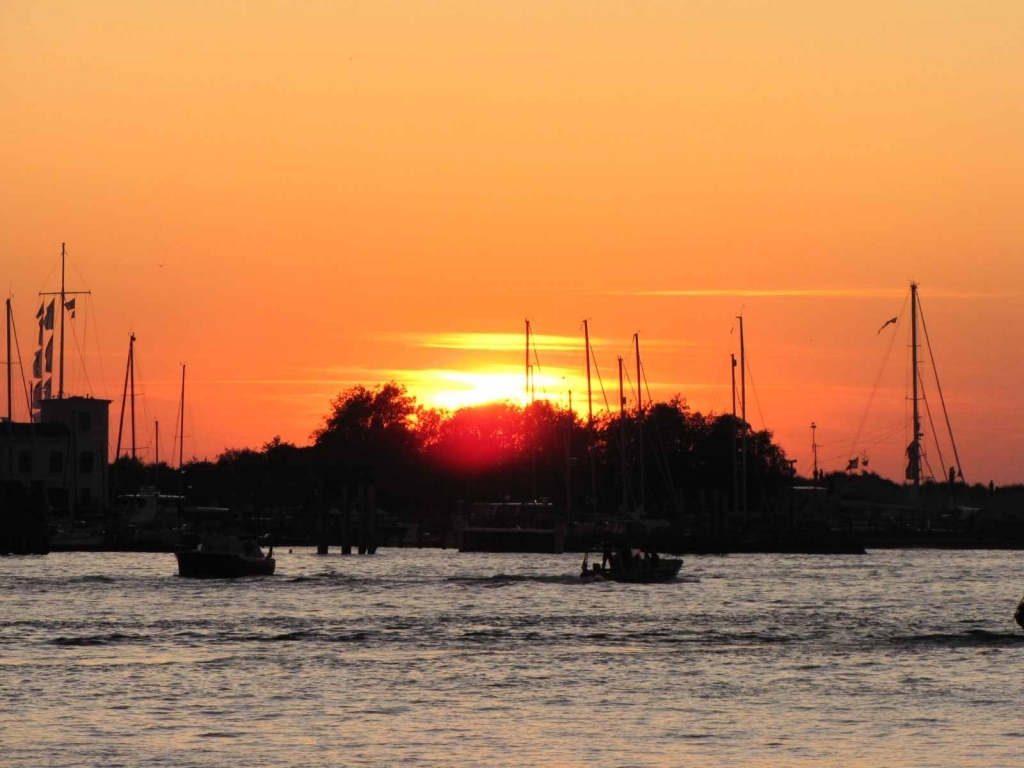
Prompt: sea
<box><xmin>2</xmin><ymin>548</ymin><xmax>1023</xmax><ymax>767</ymax></box>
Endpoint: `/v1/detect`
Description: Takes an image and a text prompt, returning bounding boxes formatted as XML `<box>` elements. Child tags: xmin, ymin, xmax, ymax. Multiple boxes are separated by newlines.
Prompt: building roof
<box><xmin>39</xmin><ymin>395</ymin><xmax>112</xmax><ymax>406</ymax></box>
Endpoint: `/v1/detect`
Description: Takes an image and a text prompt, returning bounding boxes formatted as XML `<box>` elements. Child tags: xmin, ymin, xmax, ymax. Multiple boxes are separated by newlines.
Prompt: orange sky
<box><xmin>2</xmin><ymin>2</ymin><xmax>1022</xmax><ymax>483</ymax></box>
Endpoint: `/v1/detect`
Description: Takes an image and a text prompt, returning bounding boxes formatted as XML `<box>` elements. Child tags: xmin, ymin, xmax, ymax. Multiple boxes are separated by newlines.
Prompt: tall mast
<box><xmin>5</xmin><ymin>299</ymin><xmax>11</xmax><ymax>422</ymax></box>
<box><xmin>634</xmin><ymin>332</ymin><xmax>644</xmax><ymax>513</ymax></box>
<box><xmin>525</xmin><ymin>319</ymin><xmax>531</xmax><ymax>403</ymax></box>
<box><xmin>5</xmin><ymin>299</ymin><xmax>11</xmax><ymax>481</ymax></box>
<box><xmin>731</xmin><ymin>353</ymin><xmax>738</xmax><ymax>517</ymax></box>
<box><xmin>618</xmin><ymin>355</ymin><xmax>627</xmax><ymax>513</ymax></box>
<box><xmin>178</xmin><ymin>364</ymin><xmax>186</xmax><ymax>470</ymax></box>
<box><xmin>811</xmin><ymin>422</ymin><xmax>819</xmax><ymax>479</ymax></box>
<box><xmin>58</xmin><ymin>243</ymin><xmax>66</xmax><ymax>398</ymax></box>
<box><xmin>114</xmin><ymin>333</ymin><xmax>135</xmax><ymax>460</ymax></box>
<box><xmin>39</xmin><ymin>243</ymin><xmax>90</xmax><ymax>400</ymax></box>
<box><xmin>811</xmin><ymin>421</ymin><xmax>819</xmax><ymax>504</ymax></box>
<box><xmin>565</xmin><ymin>389</ymin><xmax>572</xmax><ymax>524</ymax></box>
<box><xmin>583</xmin><ymin>320</ymin><xmax>596</xmax><ymax>515</ymax></box>
<box><xmin>584</xmin><ymin>320</ymin><xmax>593</xmax><ymax>424</ymax></box>
<box><xmin>130</xmin><ymin>335</ymin><xmax>136</xmax><ymax>461</ymax></box>
<box><xmin>738</xmin><ymin>315</ymin><xmax>747</xmax><ymax>523</ymax></box>
<box><xmin>909</xmin><ymin>282</ymin><xmax>921</xmax><ymax>493</ymax></box>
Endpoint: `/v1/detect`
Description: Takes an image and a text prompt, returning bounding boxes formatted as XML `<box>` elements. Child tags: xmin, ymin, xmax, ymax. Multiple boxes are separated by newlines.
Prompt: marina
<box><xmin>4</xmin><ymin>4</ymin><xmax>1022</xmax><ymax>765</ymax></box>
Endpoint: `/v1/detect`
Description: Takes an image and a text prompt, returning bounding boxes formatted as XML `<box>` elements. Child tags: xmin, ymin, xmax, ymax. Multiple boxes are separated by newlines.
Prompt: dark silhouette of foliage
<box><xmin>114</xmin><ymin>383</ymin><xmax>798</xmax><ymax>540</ymax></box>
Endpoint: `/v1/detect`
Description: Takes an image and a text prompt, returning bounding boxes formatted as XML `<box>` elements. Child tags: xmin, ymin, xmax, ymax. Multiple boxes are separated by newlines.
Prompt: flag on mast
<box><xmin>36</xmin><ymin>302</ymin><xmax>45</xmax><ymax>320</ymax></box>
<box><xmin>33</xmin><ymin>349</ymin><xmax>42</xmax><ymax>378</ymax></box>
<box><xmin>65</xmin><ymin>298</ymin><xmax>76</xmax><ymax>318</ymax></box>
<box><xmin>44</xmin><ymin>337</ymin><xmax>53</xmax><ymax>373</ymax></box>
<box><xmin>43</xmin><ymin>299</ymin><xmax>55</xmax><ymax>330</ymax></box>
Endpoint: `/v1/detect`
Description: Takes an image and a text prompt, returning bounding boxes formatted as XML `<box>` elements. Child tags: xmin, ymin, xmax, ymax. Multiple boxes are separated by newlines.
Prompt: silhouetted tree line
<box><xmin>111</xmin><ymin>381</ymin><xmax>795</xmax><ymax>527</ymax></box>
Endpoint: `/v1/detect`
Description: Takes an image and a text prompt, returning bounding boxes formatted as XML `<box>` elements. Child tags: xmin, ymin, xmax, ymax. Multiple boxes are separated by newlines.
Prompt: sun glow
<box><xmin>408</xmin><ymin>368</ymin><xmax>586</xmax><ymax>411</ymax></box>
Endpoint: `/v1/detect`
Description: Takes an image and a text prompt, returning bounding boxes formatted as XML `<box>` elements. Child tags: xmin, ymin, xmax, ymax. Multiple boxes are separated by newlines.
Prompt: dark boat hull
<box><xmin>586</xmin><ymin>559</ymin><xmax>683</xmax><ymax>584</ymax></box>
<box><xmin>175</xmin><ymin>551</ymin><xmax>275</xmax><ymax>578</ymax></box>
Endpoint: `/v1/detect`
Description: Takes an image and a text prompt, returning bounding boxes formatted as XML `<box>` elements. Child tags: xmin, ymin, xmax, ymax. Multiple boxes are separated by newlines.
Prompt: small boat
<box><xmin>580</xmin><ymin>547</ymin><xmax>682</xmax><ymax>584</ymax></box>
<box><xmin>1015</xmin><ymin>595</ymin><xmax>1024</xmax><ymax>630</ymax></box>
<box><xmin>175</xmin><ymin>535</ymin><xmax>275</xmax><ymax>578</ymax></box>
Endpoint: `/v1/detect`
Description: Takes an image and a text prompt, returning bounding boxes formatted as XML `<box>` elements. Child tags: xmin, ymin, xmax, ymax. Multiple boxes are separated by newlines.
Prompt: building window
<box><xmin>18</xmin><ymin>450</ymin><xmax>32</xmax><ymax>474</ymax></box>
<box><xmin>50</xmin><ymin>451</ymin><xmax>64</xmax><ymax>474</ymax></box>
<box><xmin>78</xmin><ymin>411</ymin><xmax>92</xmax><ymax>432</ymax></box>
<box><xmin>80</xmin><ymin>451</ymin><xmax>95</xmax><ymax>475</ymax></box>
<box><xmin>47</xmin><ymin>487</ymin><xmax>68</xmax><ymax>512</ymax></box>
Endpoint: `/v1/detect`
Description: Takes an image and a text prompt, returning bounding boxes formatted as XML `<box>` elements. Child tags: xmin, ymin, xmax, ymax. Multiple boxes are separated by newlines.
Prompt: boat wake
<box><xmin>445</xmin><ymin>574</ymin><xmax>585</xmax><ymax>587</ymax></box>
<box><xmin>891</xmin><ymin>629</ymin><xmax>1024</xmax><ymax>648</ymax></box>
<box><xmin>48</xmin><ymin>632</ymin><xmax>141</xmax><ymax>646</ymax></box>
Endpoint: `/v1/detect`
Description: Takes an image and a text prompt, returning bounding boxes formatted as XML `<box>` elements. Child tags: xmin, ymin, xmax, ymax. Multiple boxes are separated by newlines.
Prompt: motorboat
<box><xmin>175</xmin><ymin>535</ymin><xmax>275</xmax><ymax>578</ymax></box>
<box><xmin>580</xmin><ymin>547</ymin><xmax>682</xmax><ymax>584</ymax></box>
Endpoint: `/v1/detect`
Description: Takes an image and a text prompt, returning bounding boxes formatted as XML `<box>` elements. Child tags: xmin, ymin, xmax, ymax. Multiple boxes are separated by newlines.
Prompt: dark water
<box><xmin>2</xmin><ymin>549</ymin><xmax>1022</xmax><ymax>766</ymax></box>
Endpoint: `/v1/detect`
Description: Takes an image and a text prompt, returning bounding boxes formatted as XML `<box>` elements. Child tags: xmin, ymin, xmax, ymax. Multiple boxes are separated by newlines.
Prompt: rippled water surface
<box><xmin>2</xmin><ymin>549</ymin><xmax>1023</xmax><ymax>766</ymax></box>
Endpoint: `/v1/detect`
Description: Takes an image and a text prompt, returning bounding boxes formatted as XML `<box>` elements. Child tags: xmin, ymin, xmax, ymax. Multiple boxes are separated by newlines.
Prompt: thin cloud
<box><xmin>387</xmin><ymin>331</ymin><xmax>693</xmax><ymax>352</ymax></box>
<box><xmin>600</xmin><ymin>288</ymin><xmax>1018</xmax><ymax>299</ymax></box>
<box><xmin>392</xmin><ymin>331</ymin><xmax>597</xmax><ymax>352</ymax></box>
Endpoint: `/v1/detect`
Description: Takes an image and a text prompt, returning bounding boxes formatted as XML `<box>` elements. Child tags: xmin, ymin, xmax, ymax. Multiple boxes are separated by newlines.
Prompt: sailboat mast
<box><xmin>114</xmin><ymin>333</ymin><xmax>134</xmax><ymax>460</ymax></box>
<box><xmin>731</xmin><ymin>353</ymin><xmax>738</xmax><ymax>517</ymax></box>
<box><xmin>155</xmin><ymin>419</ymin><xmax>160</xmax><ymax>492</ymax></box>
<box><xmin>634</xmin><ymin>333</ymin><xmax>641</xmax><ymax>410</ymax></box>
<box><xmin>910</xmin><ymin>282</ymin><xmax>921</xmax><ymax>492</ymax></box>
<box><xmin>584</xmin><ymin>320</ymin><xmax>593</xmax><ymax>424</ymax></box>
<box><xmin>58</xmin><ymin>243</ymin><xmax>67</xmax><ymax>398</ymax></box>
<box><xmin>811</xmin><ymin>421</ymin><xmax>819</xmax><ymax>504</ymax></box>
<box><xmin>738</xmin><ymin>315</ymin><xmax>747</xmax><ymax>522</ymax></box>
<box><xmin>525</xmin><ymin>319</ymin><xmax>531</xmax><ymax>403</ymax></box>
<box><xmin>130</xmin><ymin>336</ymin><xmax>136</xmax><ymax>461</ymax></box>
<box><xmin>178</xmin><ymin>364</ymin><xmax>186</xmax><ymax>470</ymax></box>
<box><xmin>565</xmin><ymin>389</ymin><xmax>572</xmax><ymax>523</ymax></box>
<box><xmin>6</xmin><ymin>299</ymin><xmax>11</xmax><ymax>422</ymax></box>
<box><xmin>634</xmin><ymin>332</ymin><xmax>644</xmax><ymax>512</ymax></box>
<box><xmin>5</xmin><ymin>299</ymin><xmax>11</xmax><ymax>481</ymax></box>
<box><xmin>618</xmin><ymin>356</ymin><xmax>627</xmax><ymax>513</ymax></box>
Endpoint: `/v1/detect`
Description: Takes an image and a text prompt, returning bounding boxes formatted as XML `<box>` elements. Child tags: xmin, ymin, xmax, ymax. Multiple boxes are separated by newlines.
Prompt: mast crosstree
<box><xmin>37</xmin><ymin>243</ymin><xmax>91</xmax><ymax>403</ymax></box>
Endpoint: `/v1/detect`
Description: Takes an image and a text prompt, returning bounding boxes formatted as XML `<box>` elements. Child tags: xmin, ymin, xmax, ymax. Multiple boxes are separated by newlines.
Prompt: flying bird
<box><xmin>876</xmin><ymin>316</ymin><xmax>898</xmax><ymax>335</ymax></box>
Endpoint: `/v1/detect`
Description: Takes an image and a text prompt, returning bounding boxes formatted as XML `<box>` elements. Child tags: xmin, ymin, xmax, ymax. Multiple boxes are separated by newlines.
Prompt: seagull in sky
<box><xmin>876</xmin><ymin>316</ymin><xmax>898</xmax><ymax>335</ymax></box>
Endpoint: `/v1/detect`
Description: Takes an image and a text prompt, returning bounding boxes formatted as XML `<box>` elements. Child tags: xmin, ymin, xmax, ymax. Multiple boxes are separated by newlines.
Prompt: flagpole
<box><xmin>38</xmin><ymin>244</ymin><xmax>90</xmax><ymax>401</ymax></box>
